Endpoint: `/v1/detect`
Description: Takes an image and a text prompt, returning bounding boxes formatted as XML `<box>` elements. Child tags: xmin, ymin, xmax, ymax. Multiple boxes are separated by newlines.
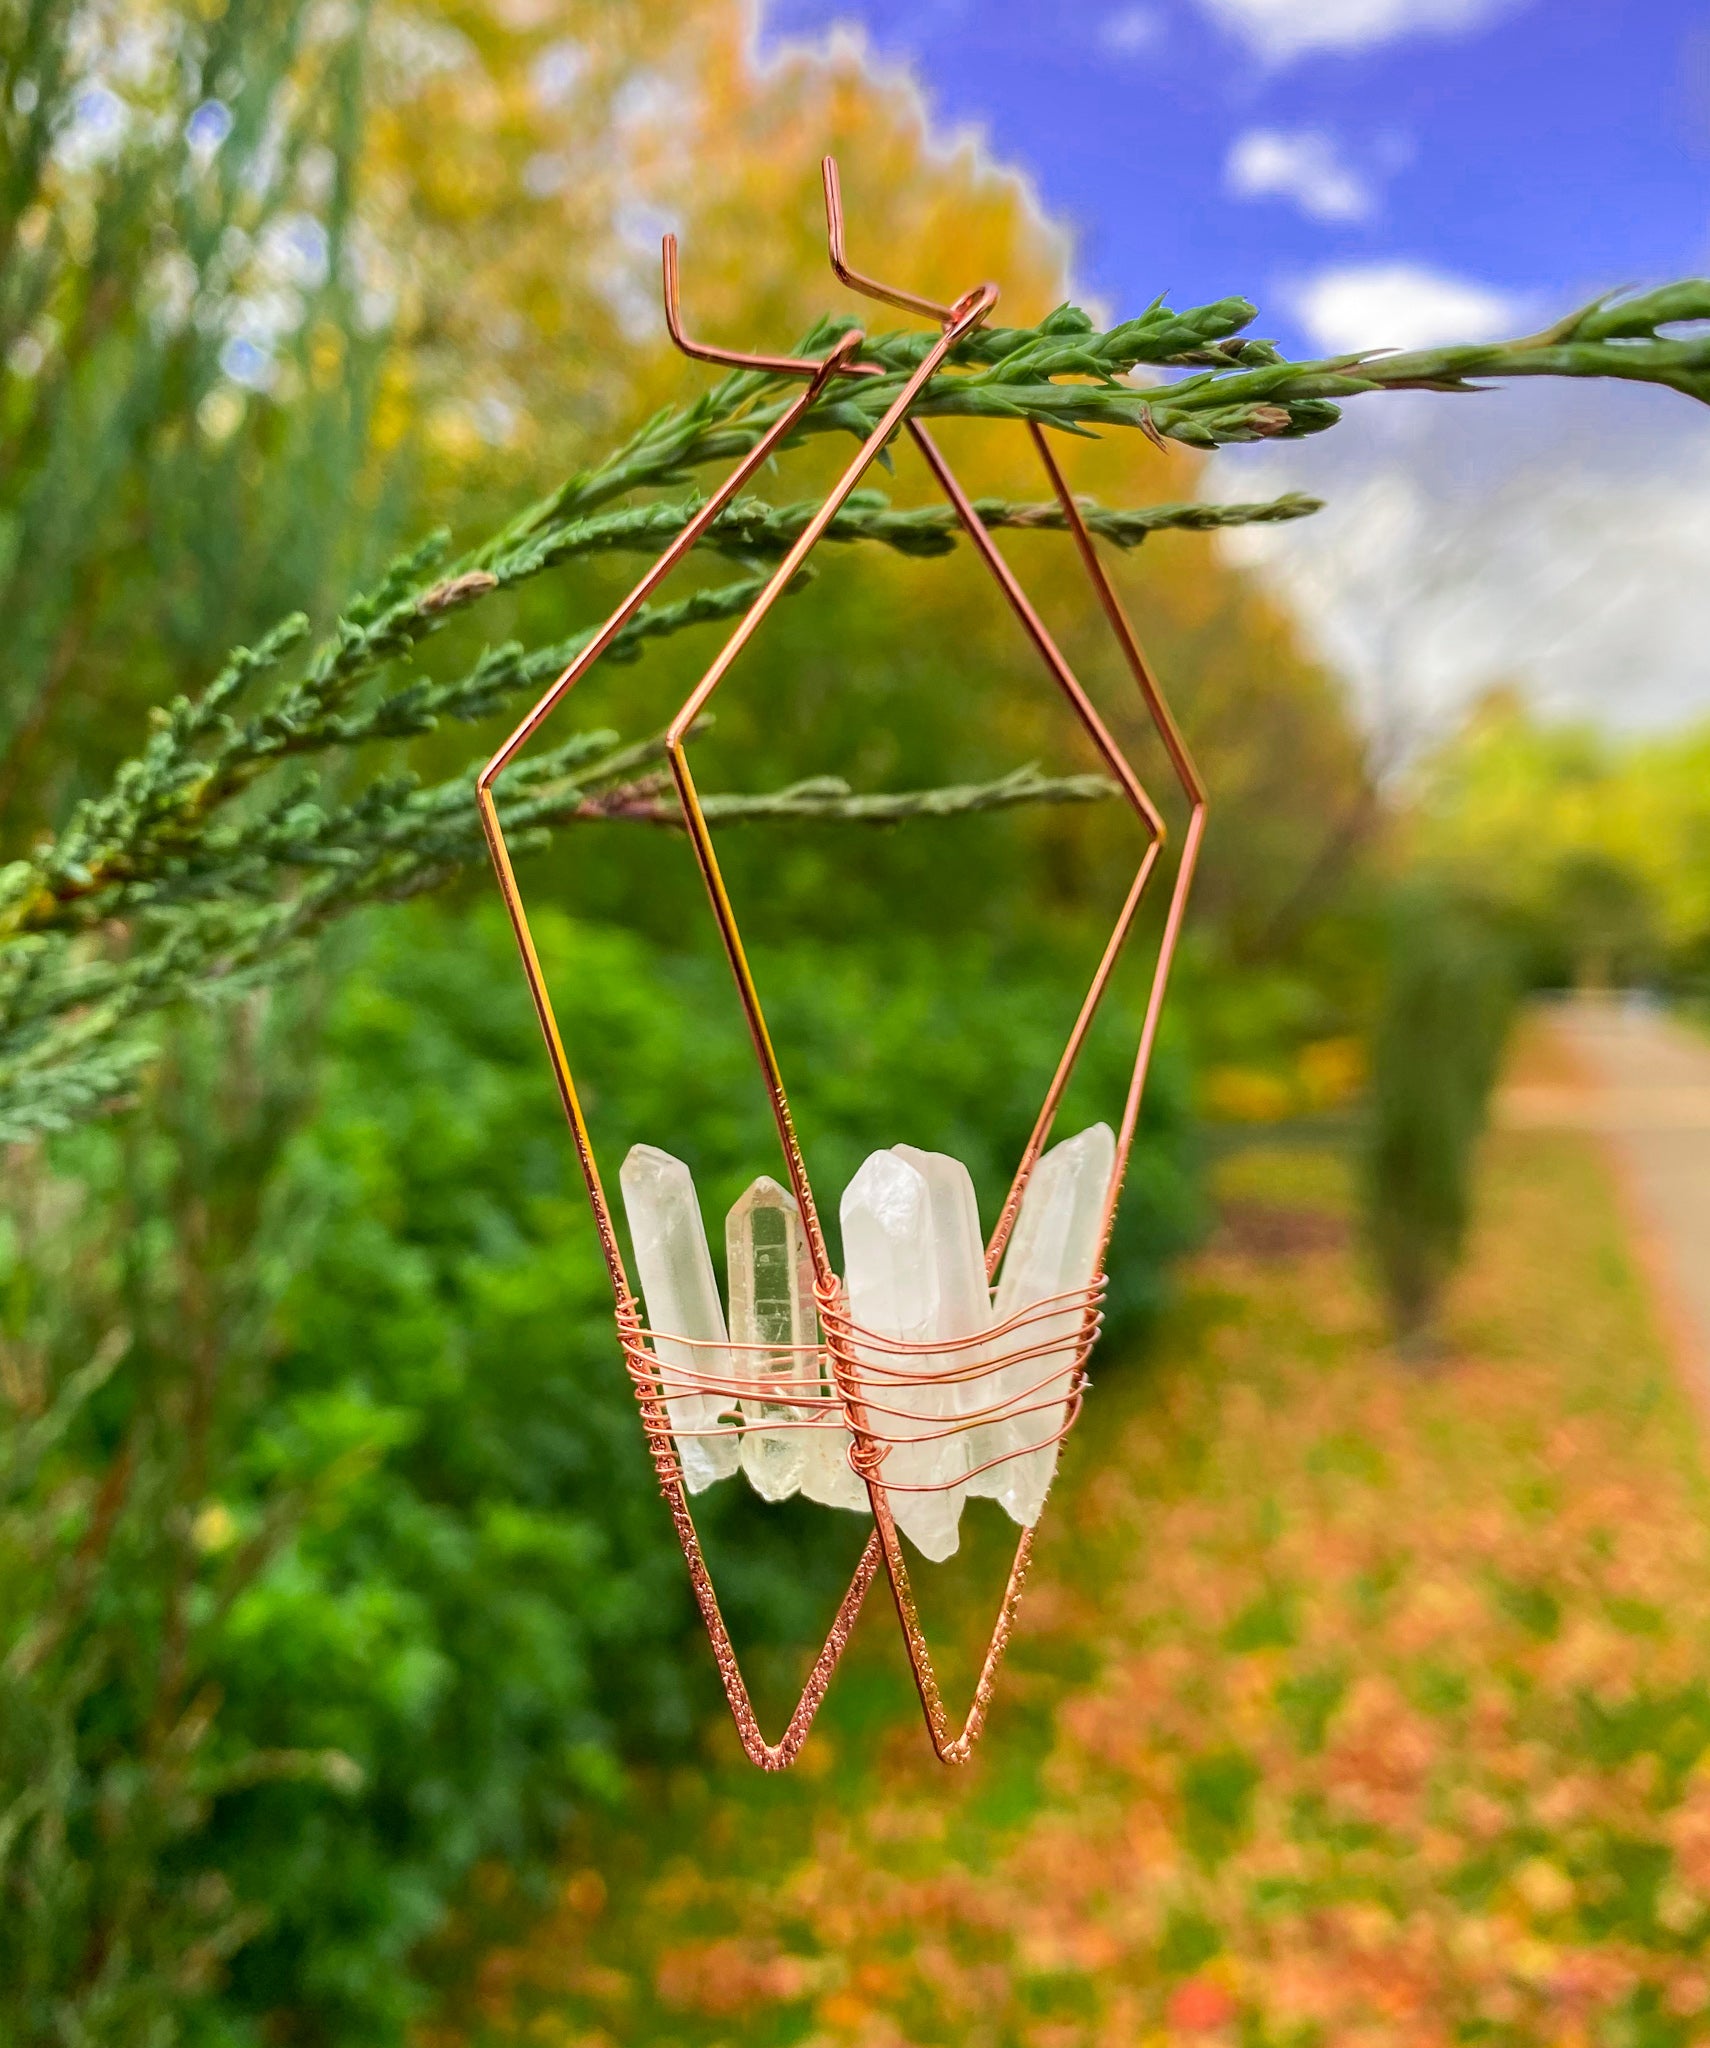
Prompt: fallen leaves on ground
<box><xmin>436</xmin><ymin>1130</ymin><xmax>1710</xmax><ymax>2048</ymax></box>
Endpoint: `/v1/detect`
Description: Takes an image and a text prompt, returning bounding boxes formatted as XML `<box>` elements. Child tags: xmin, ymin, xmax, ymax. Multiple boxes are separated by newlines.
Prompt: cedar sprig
<box><xmin>6</xmin><ymin>279</ymin><xmax>1710</xmax><ymax>1136</ymax></box>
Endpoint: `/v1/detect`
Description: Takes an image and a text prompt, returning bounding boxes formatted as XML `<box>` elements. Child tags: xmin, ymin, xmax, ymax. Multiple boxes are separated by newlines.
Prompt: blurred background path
<box><xmin>1502</xmin><ymin>995</ymin><xmax>1710</xmax><ymax>1386</ymax></box>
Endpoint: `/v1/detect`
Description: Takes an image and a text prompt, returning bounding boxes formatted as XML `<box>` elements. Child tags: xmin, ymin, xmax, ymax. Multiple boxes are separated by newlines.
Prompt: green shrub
<box><xmin>1363</xmin><ymin>887</ymin><xmax>1515</xmax><ymax>1352</ymax></box>
<box><xmin>0</xmin><ymin>900</ymin><xmax>1196</xmax><ymax>2044</ymax></box>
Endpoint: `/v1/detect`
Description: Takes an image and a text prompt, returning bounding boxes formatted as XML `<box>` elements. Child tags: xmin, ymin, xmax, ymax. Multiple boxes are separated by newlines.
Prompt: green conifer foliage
<box><xmin>1</xmin><ymin>0</ymin><xmax>385</xmax><ymax>822</ymax></box>
<box><xmin>5</xmin><ymin>270</ymin><xmax>1710</xmax><ymax>1143</ymax></box>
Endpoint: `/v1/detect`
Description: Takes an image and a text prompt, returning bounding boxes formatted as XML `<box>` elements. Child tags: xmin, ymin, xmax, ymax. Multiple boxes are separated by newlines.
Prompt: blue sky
<box><xmin>759</xmin><ymin>0</ymin><xmax>1710</xmax><ymax>737</ymax></box>
<box><xmin>760</xmin><ymin>0</ymin><xmax>1708</xmax><ymax>359</ymax></box>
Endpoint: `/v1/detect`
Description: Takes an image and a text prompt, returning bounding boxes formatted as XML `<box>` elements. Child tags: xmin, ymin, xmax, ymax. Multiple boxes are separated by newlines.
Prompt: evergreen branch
<box><xmin>7</xmin><ymin>280</ymin><xmax>1710</xmax><ymax>1139</ymax></box>
<box><xmin>17</xmin><ymin>742</ymin><xmax>1111</xmax><ymax>950</ymax></box>
<box><xmin>0</xmin><ymin>580</ymin><xmax>786</xmax><ymax>941</ymax></box>
<box><xmin>0</xmin><ymin>474</ymin><xmax>1305</xmax><ymax>947</ymax></box>
<box><xmin>497</xmin><ymin>760</ymin><xmax>1117</xmax><ymax>832</ymax></box>
<box><xmin>1265</xmin><ymin>282</ymin><xmax>1710</xmax><ymax>404</ymax></box>
<box><xmin>0</xmin><ymin>749</ymin><xmax>1115</xmax><ymax>1138</ymax></box>
<box><xmin>509</xmin><ymin>487</ymin><xmax>1324</xmax><ymax>567</ymax></box>
<box><xmin>32</xmin><ymin>276</ymin><xmax>1699</xmax><ymax>956</ymax></box>
<box><xmin>213</xmin><ymin>752</ymin><xmax>1114</xmax><ymax>909</ymax></box>
<box><xmin>699</xmin><ymin>763</ymin><xmax>1115</xmax><ymax>825</ymax></box>
<box><xmin>851</xmin><ymin>284</ymin><xmax>1710</xmax><ymax>442</ymax></box>
<box><xmin>451</xmin><ymin>283</ymin><xmax>1710</xmax><ymax>612</ymax></box>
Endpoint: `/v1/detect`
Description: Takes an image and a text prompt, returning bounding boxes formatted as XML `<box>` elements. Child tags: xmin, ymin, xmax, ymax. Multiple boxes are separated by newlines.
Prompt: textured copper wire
<box><xmin>621</xmin><ymin>1279</ymin><xmax>1104</xmax><ymax>1492</ymax></box>
<box><xmin>616</xmin><ymin>1291</ymin><xmax>883</xmax><ymax>1769</ymax></box>
<box><xmin>824</xmin><ymin>155</ymin><xmax>965</xmax><ymax>324</ymax></box>
<box><xmin>818</xmin><ymin>1280</ymin><xmax>1102</xmax><ymax>1493</ymax></box>
<box><xmin>478</xmin><ymin>161</ymin><xmax>1206</xmax><ymax>1771</ymax></box>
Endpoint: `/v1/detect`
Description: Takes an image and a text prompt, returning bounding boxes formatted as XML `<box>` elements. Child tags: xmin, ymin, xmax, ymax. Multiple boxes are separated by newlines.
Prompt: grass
<box><xmin>429</xmin><ymin>1124</ymin><xmax>1710</xmax><ymax>2048</ymax></box>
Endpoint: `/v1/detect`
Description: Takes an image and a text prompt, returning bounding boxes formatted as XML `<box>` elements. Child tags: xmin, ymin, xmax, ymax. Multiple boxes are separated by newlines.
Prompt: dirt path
<box><xmin>1502</xmin><ymin>995</ymin><xmax>1710</xmax><ymax>1385</ymax></box>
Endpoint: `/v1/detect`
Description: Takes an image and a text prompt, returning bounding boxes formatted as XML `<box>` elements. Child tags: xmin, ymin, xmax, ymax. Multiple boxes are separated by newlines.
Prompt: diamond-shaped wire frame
<box><xmin>768</xmin><ymin>160</ymin><xmax>1211</xmax><ymax>1763</ymax></box>
<box><xmin>662</xmin><ymin>406</ymin><xmax>1205</xmax><ymax>1765</ymax></box>
<box><xmin>480</xmin><ymin>189</ymin><xmax>1208</xmax><ymax>1768</ymax></box>
<box><xmin>872</xmin><ymin>419</ymin><xmax>1205</xmax><ymax>1762</ymax></box>
<box><xmin>477</xmin><ymin>264</ymin><xmax>1001</xmax><ymax>1771</ymax></box>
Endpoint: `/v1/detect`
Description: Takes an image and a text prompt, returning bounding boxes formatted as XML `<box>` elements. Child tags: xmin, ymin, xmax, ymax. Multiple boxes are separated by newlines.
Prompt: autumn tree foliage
<box><xmin>5</xmin><ymin>0</ymin><xmax>1710</xmax><ymax>2040</ymax></box>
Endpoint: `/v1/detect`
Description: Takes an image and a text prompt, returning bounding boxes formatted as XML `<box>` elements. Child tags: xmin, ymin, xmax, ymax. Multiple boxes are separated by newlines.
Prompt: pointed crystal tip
<box><xmin>622</xmin><ymin>1140</ymin><xmax>691</xmax><ymax>1187</ymax></box>
<box><xmin>981</xmin><ymin>1121</ymin><xmax>1114</xmax><ymax>1527</ymax></box>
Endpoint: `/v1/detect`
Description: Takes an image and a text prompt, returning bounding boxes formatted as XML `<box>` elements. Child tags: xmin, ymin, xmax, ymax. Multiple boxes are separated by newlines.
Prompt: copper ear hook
<box><xmin>821</xmin><ymin>155</ymin><xmax>994</xmax><ymax>328</ymax></box>
<box><xmin>663</xmin><ymin>230</ymin><xmax>864</xmax><ymax>378</ymax></box>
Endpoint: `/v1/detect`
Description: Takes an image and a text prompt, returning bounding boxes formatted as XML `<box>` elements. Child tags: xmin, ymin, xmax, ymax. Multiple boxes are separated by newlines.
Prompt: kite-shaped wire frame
<box><xmin>477</xmin><ymin>160</ymin><xmax>1205</xmax><ymax>1770</ymax></box>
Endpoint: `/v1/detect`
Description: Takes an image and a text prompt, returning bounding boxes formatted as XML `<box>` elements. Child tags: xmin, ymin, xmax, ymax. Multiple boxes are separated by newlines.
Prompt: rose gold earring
<box><xmin>478</xmin><ymin>162</ymin><xmax>1205</xmax><ymax>1769</ymax></box>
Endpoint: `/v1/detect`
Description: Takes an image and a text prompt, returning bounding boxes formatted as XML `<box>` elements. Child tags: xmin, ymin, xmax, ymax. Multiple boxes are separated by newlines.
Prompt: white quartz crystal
<box><xmin>840</xmin><ymin>1149</ymin><xmax>964</xmax><ymax>1560</ymax></box>
<box><xmin>981</xmin><ymin>1123</ymin><xmax>1115</xmax><ymax>1527</ymax></box>
<box><xmin>726</xmin><ymin>1175</ymin><xmax>816</xmax><ymax>1503</ymax></box>
<box><xmin>796</xmin><ymin>1393</ymin><xmax>872</xmax><ymax>1512</ymax></box>
<box><xmin>796</xmin><ymin>1367</ymin><xmax>872</xmax><ymax>1512</ymax></box>
<box><xmin>892</xmin><ymin>1145</ymin><xmax>988</xmax><ymax>1537</ymax></box>
<box><xmin>619</xmin><ymin>1144</ymin><xmax>740</xmax><ymax>1494</ymax></box>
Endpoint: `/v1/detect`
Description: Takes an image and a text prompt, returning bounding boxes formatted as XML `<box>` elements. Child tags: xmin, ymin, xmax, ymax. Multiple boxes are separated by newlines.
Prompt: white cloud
<box><xmin>1290</xmin><ymin>261</ymin><xmax>1521</xmax><ymax>354</ymax></box>
<box><xmin>1208</xmin><ymin>382</ymin><xmax>1710</xmax><ymax>749</ymax></box>
<box><xmin>1196</xmin><ymin>0</ymin><xmax>1519</xmax><ymax>63</ymax></box>
<box><xmin>1099</xmin><ymin>6</ymin><xmax>1166</xmax><ymax>54</ymax></box>
<box><xmin>1226</xmin><ymin>129</ymin><xmax>1373</xmax><ymax>222</ymax></box>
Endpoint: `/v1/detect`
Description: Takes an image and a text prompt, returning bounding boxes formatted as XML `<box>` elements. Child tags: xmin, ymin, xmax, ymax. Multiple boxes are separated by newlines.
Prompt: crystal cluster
<box><xmin>618</xmin><ymin>1123</ymin><xmax>1112</xmax><ymax>1553</ymax></box>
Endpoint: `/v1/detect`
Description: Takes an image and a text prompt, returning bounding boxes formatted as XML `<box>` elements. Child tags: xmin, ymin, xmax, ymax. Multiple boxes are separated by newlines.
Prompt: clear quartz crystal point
<box><xmin>726</xmin><ymin>1175</ymin><xmax>816</xmax><ymax>1503</ymax></box>
<box><xmin>892</xmin><ymin>1145</ymin><xmax>988</xmax><ymax>1541</ymax></box>
<box><xmin>793</xmin><ymin>1212</ymin><xmax>870</xmax><ymax>1514</ymax></box>
<box><xmin>797</xmin><ymin>1378</ymin><xmax>872</xmax><ymax>1514</ymax></box>
<box><xmin>983</xmin><ymin>1123</ymin><xmax>1115</xmax><ymax>1528</ymax></box>
<box><xmin>840</xmin><ymin>1150</ymin><xmax>962</xmax><ymax>1561</ymax></box>
<box><xmin>619</xmin><ymin>1144</ymin><xmax>740</xmax><ymax>1494</ymax></box>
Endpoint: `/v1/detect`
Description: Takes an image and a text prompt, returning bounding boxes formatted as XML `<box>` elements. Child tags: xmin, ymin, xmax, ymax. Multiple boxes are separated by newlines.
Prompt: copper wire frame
<box><xmin>477</xmin><ymin>158</ymin><xmax>1205</xmax><ymax>1770</ymax></box>
<box><xmin>617</xmin><ymin>1277</ymin><xmax>1107</xmax><ymax>1492</ymax></box>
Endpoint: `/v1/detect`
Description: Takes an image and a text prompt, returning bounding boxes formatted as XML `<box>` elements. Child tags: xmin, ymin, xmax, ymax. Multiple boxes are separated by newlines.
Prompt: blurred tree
<box><xmin>0</xmin><ymin>0</ymin><xmax>391</xmax><ymax>830</ymax></box>
<box><xmin>1363</xmin><ymin>886</ymin><xmax>1515</xmax><ymax>1355</ymax></box>
<box><xmin>1408</xmin><ymin>690</ymin><xmax>1710</xmax><ymax>989</ymax></box>
<box><xmin>358</xmin><ymin>0</ymin><xmax>1072</xmax><ymax>506</ymax></box>
<box><xmin>1553</xmin><ymin>849</ymin><xmax>1660</xmax><ymax>989</ymax></box>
